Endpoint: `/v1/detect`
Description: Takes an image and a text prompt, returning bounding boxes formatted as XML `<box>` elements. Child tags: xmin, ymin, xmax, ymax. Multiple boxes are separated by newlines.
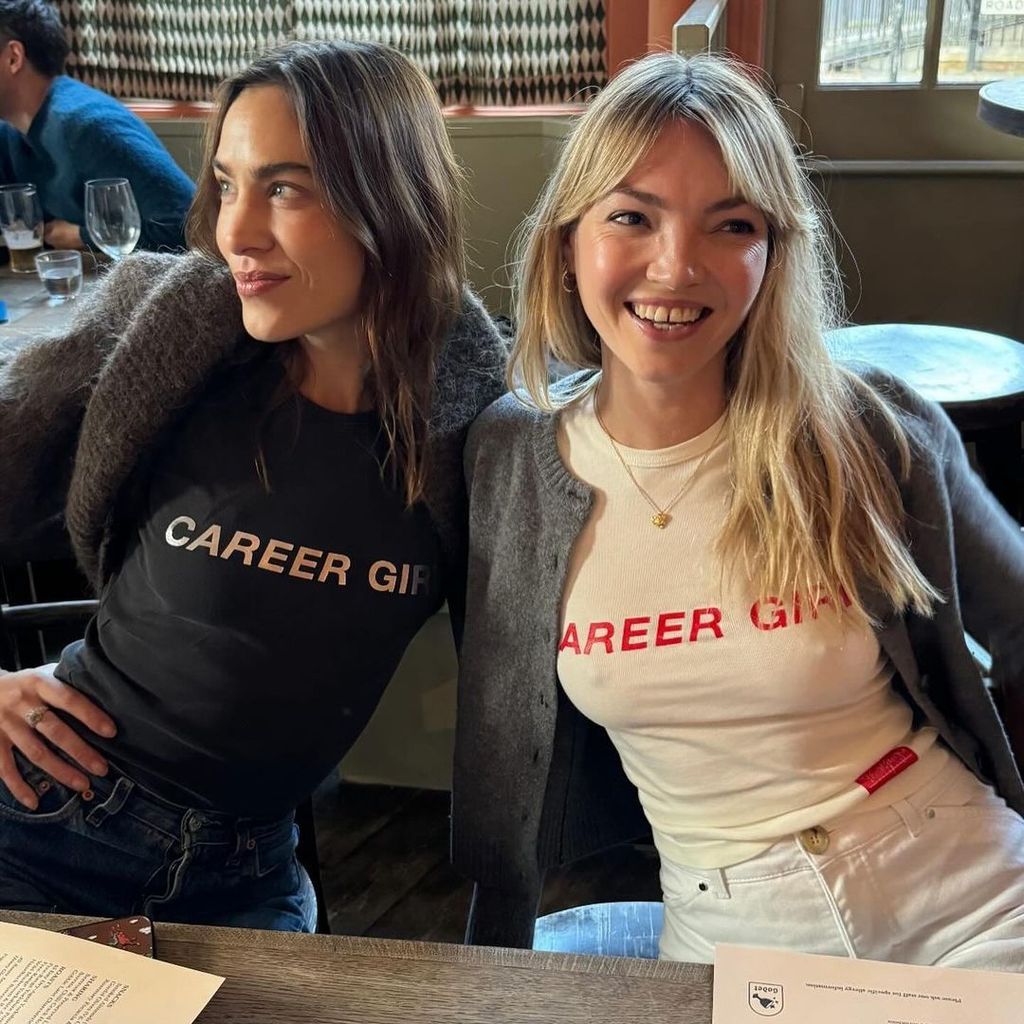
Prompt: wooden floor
<box><xmin>312</xmin><ymin>779</ymin><xmax>662</xmax><ymax>942</ymax></box>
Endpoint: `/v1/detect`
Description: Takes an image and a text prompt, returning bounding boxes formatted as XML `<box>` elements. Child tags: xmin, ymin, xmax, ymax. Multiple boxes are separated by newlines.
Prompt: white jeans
<box><xmin>659</xmin><ymin>756</ymin><xmax>1024</xmax><ymax>970</ymax></box>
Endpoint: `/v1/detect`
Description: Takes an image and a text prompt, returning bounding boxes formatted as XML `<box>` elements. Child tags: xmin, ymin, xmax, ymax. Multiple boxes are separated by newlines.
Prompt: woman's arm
<box><xmin>432</xmin><ymin>286</ymin><xmax>509</xmax><ymax>651</ymax></box>
<box><xmin>886</xmin><ymin>372</ymin><xmax>1024</xmax><ymax>760</ymax></box>
<box><xmin>453</xmin><ymin>397</ymin><xmax>552</xmax><ymax>948</ymax></box>
<box><xmin>930</xmin><ymin>403</ymin><xmax>1024</xmax><ymax>757</ymax></box>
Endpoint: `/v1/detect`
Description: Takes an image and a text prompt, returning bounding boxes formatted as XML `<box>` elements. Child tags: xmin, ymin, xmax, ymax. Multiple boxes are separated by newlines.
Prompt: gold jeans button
<box><xmin>798</xmin><ymin>826</ymin><xmax>830</xmax><ymax>855</ymax></box>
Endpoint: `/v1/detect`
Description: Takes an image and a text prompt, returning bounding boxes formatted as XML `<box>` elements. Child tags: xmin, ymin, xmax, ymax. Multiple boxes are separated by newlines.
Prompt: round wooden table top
<box><xmin>979</xmin><ymin>78</ymin><xmax>1024</xmax><ymax>138</ymax></box>
<box><xmin>826</xmin><ymin>323</ymin><xmax>1024</xmax><ymax>432</ymax></box>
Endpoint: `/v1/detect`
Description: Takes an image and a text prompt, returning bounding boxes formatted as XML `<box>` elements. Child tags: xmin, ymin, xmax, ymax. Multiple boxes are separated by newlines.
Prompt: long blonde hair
<box><xmin>188</xmin><ymin>40</ymin><xmax>466</xmax><ymax>506</ymax></box>
<box><xmin>511</xmin><ymin>52</ymin><xmax>938</xmax><ymax>622</ymax></box>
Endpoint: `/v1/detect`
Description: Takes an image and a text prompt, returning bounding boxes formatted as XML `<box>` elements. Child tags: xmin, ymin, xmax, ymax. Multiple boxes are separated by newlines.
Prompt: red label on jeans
<box><xmin>856</xmin><ymin>746</ymin><xmax>918</xmax><ymax>793</ymax></box>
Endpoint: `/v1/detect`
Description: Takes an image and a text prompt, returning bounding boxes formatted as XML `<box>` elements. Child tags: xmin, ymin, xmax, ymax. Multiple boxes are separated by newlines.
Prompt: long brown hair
<box><xmin>512</xmin><ymin>52</ymin><xmax>938</xmax><ymax>622</ymax></box>
<box><xmin>188</xmin><ymin>39</ymin><xmax>466</xmax><ymax>505</ymax></box>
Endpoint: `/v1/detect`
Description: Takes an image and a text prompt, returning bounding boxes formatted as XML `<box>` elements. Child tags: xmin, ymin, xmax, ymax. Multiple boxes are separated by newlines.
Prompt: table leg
<box><xmin>971</xmin><ymin>423</ymin><xmax>1023</xmax><ymax>523</ymax></box>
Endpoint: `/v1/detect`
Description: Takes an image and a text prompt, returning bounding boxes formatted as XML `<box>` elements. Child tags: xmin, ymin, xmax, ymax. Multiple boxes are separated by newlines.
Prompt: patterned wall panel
<box><xmin>292</xmin><ymin>1</ymin><xmax>476</xmax><ymax>105</ymax></box>
<box><xmin>57</xmin><ymin>0</ymin><xmax>606</xmax><ymax>104</ymax></box>
<box><xmin>475</xmin><ymin>0</ymin><xmax>606</xmax><ymax>104</ymax></box>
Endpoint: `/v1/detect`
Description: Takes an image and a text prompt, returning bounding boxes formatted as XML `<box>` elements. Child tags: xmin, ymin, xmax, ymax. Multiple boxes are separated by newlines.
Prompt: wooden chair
<box><xmin>0</xmin><ymin>559</ymin><xmax>330</xmax><ymax>933</ymax></box>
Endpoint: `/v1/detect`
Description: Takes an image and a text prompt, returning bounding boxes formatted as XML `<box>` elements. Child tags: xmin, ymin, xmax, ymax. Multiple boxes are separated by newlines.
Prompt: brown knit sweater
<box><xmin>0</xmin><ymin>252</ymin><xmax>507</xmax><ymax>634</ymax></box>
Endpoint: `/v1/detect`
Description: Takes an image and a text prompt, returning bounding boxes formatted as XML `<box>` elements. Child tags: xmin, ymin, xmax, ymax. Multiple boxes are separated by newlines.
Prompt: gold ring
<box><xmin>24</xmin><ymin>706</ymin><xmax>52</xmax><ymax>730</ymax></box>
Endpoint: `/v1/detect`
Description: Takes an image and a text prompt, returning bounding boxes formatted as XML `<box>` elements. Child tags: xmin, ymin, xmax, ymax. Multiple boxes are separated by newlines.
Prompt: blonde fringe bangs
<box><xmin>510</xmin><ymin>52</ymin><xmax>940</xmax><ymax>623</ymax></box>
<box><xmin>510</xmin><ymin>88</ymin><xmax>675</xmax><ymax>407</ymax></box>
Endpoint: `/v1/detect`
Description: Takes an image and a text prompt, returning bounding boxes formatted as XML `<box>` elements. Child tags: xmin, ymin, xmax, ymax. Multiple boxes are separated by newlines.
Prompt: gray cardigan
<box><xmin>453</xmin><ymin>370</ymin><xmax>1024</xmax><ymax>949</ymax></box>
<box><xmin>0</xmin><ymin>251</ymin><xmax>507</xmax><ymax>635</ymax></box>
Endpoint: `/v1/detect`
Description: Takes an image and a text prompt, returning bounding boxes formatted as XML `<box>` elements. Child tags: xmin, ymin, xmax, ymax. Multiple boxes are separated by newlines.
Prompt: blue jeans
<box><xmin>0</xmin><ymin>752</ymin><xmax>317</xmax><ymax>931</ymax></box>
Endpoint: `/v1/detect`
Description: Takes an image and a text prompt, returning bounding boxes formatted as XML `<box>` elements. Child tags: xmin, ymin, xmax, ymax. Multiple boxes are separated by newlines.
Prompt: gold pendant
<box><xmin>651</xmin><ymin>511</ymin><xmax>670</xmax><ymax>529</ymax></box>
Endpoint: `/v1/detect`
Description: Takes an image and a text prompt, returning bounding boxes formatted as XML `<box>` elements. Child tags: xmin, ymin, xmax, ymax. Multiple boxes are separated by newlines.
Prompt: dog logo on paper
<box><xmin>748</xmin><ymin>982</ymin><xmax>783</xmax><ymax>1016</ymax></box>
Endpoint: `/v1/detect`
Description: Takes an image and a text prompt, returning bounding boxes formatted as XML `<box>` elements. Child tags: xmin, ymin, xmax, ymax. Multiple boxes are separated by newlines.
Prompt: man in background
<box><xmin>0</xmin><ymin>0</ymin><xmax>194</xmax><ymax>252</ymax></box>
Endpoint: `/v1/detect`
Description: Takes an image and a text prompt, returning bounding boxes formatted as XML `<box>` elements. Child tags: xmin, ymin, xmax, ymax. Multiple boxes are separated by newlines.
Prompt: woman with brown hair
<box><xmin>0</xmin><ymin>39</ymin><xmax>504</xmax><ymax>930</ymax></box>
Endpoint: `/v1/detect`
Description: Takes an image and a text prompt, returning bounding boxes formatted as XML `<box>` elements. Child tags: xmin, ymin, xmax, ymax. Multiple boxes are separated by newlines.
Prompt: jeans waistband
<box><xmin>661</xmin><ymin>756</ymin><xmax>986</xmax><ymax>898</ymax></box>
<box><xmin>839</xmin><ymin>752</ymin><xmax>982</xmax><ymax>826</ymax></box>
<box><xmin>78</xmin><ymin>757</ymin><xmax>294</xmax><ymax>845</ymax></box>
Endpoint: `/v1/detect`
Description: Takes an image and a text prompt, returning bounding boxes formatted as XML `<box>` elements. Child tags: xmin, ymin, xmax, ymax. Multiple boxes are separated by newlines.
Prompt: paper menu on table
<box><xmin>712</xmin><ymin>943</ymin><xmax>1024</xmax><ymax>1023</ymax></box>
<box><xmin>0</xmin><ymin>922</ymin><xmax>223</xmax><ymax>1023</ymax></box>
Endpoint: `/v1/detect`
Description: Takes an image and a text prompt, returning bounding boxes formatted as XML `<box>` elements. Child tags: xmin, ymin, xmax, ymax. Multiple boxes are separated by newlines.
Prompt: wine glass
<box><xmin>84</xmin><ymin>178</ymin><xmax>141</xmax><ymax>259</ymax></box>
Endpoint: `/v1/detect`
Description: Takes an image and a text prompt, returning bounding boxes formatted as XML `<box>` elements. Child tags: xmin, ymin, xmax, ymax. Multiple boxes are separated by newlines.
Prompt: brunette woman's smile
<box><xmin>233</xmin><ymin>270</ymin><xmax>290</xmax><ymax>298</ymax></box>
<box><xmin>213</xmin><ymin>84</ymin><xmax>366</xmax><ymax>351</ymax></box>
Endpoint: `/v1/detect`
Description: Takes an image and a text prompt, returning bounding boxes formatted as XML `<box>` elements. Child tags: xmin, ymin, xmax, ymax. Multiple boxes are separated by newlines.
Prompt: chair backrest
<box><xmin>0</xmin><ymin>559</ymin><xmax>96</xmax><ymax>670</ymax></box>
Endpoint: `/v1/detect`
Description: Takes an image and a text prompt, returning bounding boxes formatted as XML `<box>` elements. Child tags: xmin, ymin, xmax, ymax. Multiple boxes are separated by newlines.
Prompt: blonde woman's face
<box><xmin>214</xmin><ymin>85</ymin><xmax>366</xmax><ymax>349</ymax></box>
<box><xmin>566</xmin><ymin>119</ymin><xmax>768</xmax><ymax>402</ymax></box>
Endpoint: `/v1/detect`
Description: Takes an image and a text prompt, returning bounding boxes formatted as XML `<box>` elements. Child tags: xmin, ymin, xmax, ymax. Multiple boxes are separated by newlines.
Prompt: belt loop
<box><xmin>892</xmin><ymin>797</ymin><xmax>925</xmax><ymax>837</ymax></box>
<box><xmin>708</xmin><ymin>868</ymin><xmax>731</xmax><ymax>900</ymax></box>
<box><xmin>85</xmin><ymin>776</ymin><xmax>133</xmax><ymax>828</ymax></box>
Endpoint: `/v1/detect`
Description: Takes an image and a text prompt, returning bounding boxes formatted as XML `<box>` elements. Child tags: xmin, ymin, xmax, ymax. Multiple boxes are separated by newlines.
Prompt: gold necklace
<box><xmin>593</xmin><ymin>393</ymin><xmax>725</xmax><ymax>529</ymax></box>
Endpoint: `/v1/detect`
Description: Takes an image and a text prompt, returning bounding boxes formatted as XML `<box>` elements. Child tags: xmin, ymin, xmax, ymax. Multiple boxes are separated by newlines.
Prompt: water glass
<box><xmin>35</xmin><ymin>249</ymin><xmax>83</xmax><ymax>303</ymax></box>
<box><xmin>0</xmin><ymin>183</ymin><xmax>44</xmax><ymax>273</ymax></box>
<box><xmin>84</xmin><ymin>178</ymin><xmax>141</xmax><ymax>260</ymax></box>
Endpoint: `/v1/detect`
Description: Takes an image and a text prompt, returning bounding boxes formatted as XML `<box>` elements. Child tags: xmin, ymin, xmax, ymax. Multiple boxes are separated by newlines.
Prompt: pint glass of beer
<box><xmin>0</xmin><ymin>183</ymin><xmax>44</xmax><ymax>273</ymax></box>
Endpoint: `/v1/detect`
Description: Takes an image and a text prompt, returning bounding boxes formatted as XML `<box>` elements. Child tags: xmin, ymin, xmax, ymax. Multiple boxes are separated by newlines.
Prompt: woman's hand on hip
<box><xmin>0</xmin><ymin>664</ymin><xmax>116</xmax><ymax>808</ymax></box>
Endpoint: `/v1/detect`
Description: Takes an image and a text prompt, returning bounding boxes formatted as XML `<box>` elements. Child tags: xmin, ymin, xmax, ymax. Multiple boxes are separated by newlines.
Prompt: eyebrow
<box><xmin>211</xmin><ymin>159</ymin><xmax>313</xmax><ymax>179</ymax></box>
<box><xmin>606</xmin><ymin>186</ymin><xmax>751</xmax><ymax>215</ymax></box>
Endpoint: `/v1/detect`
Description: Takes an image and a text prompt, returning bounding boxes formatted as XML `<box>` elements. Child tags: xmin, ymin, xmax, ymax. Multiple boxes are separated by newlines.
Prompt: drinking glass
<box><xmin>84</xmin><ymin>178</ymin><xmax>141</xmax><ymax>259</ymax></box>
<box><xmin>35</xmin><ymin>249</ymin><xmax>83</xmax><ymax>303</ymax></box>
<box><xmin>0</xmin><ymin>183</ymin><xmax>44</xmax><ymax>273</ymax></box>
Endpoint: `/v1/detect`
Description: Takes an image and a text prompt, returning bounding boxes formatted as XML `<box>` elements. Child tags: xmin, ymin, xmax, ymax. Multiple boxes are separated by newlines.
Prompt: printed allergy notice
<box><xmin>712</xmin><ymin>943</ymin><xmax>1024</xmax><ymax>1023</ymax></box>
<box><xmin>0</xmin><ymin>922</ymin><xmax>222</xmax><ymax>1024</ymax></box>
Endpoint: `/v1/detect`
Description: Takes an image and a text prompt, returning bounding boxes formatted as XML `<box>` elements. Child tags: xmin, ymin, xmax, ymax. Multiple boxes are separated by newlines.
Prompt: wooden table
<box><xmin>979</xmin><ymin>78</ymin><xmax>1024</xmax><ymax>138</ymax></box>
<box><xmin>827</xmin><ymin>323</ymin><xmax>1024</xmax><ymax>520</ymax></box>
<box><xmin>0</xmin><ymin>911</ymin><xmax>714</xmax><ymax>1023</ymax></box>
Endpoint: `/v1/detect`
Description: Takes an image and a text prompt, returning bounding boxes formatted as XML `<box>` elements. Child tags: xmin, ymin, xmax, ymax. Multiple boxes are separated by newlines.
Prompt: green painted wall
<box><xmin>818</xmin><ymin>169</ymin><xmax>1024</xmax><ymax>339</ymax></box>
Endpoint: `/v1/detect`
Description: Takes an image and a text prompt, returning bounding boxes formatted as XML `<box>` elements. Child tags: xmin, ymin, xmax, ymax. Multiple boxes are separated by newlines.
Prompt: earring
<box><xmin>561</xmin><ymin>269</ymin><xmax>576</xmax><ymax>294</ymax></box>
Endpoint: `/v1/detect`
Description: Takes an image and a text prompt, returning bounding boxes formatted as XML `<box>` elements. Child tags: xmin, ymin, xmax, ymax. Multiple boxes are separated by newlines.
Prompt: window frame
<box><xmin>767</xmin><ymin>0</ymin><xmax>1024</xmax><ymax>161</ymax></box>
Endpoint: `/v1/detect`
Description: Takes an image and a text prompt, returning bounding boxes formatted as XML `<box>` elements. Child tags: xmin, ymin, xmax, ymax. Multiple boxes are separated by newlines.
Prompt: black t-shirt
<box><xmin>59</xmin><ymin>356</ymin><xmax>443</xmax><ymax>816</ymax></box>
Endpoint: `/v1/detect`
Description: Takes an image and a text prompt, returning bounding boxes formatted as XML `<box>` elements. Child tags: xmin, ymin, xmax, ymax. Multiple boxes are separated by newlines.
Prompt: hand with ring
<box><xmin>0</xmin><ymin>664</ymin><xmax>117</xmax><ymax>809</ymax></box>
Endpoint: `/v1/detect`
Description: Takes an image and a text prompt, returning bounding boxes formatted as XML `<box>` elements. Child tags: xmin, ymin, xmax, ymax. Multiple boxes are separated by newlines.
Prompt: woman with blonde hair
<box><xmin>0</xmin><ymin>39</ymin><xmax>504</xmax><ymax>929</ymax></box>
<box><xmin>453</xmin><ymin>51</ymin><xmax>1024</xmax><ymax>967</ymax></box>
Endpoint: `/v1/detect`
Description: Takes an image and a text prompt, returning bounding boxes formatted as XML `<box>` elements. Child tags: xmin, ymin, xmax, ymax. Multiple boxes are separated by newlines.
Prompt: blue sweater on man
<box><xmin>0</xmin><ymin>76</ymin><xmax>194</xmax><ymax>251</ymax></box>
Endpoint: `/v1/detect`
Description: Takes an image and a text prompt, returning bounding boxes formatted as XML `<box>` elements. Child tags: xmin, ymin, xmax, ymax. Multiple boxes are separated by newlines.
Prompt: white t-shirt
<box><xmin>557</xmin><ymin>391</ymin><xmax>946</xmax><ymax>870</ymax></box>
